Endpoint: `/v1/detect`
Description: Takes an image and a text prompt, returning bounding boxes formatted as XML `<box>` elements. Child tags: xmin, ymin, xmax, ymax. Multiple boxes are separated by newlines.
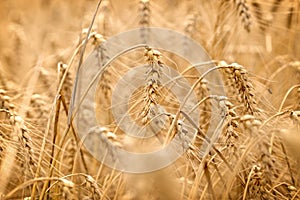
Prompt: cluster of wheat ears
<box><xmin>0</xmin><ymin>0</ymin><xmax>300</xmax><ymax>199</ymax></box>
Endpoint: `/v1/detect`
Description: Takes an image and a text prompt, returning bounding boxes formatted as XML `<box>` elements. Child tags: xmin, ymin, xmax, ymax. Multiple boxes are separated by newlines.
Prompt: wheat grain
<box><xmin>220</xmin><ymin>62</ymin><xmax>257</xmax><ymax>115</ymax></box>
<box><xmin>139</xmin><ymin>47</ymin><xmax>163</xmax><ymax>125</ymax></box>
<box><xmin>184</xmin><ymin>14</ymin><xmax>197</xmax><ymax>37</ymax></box>
<box><xmin>233</xmin><ymin>0</ymin><xmax>252</xmax><ymax>32</ymax></box>
<box><xmin>139</xmin><ymin>0</ymin><xmax>150</xmax><ymax>27</ymax></box>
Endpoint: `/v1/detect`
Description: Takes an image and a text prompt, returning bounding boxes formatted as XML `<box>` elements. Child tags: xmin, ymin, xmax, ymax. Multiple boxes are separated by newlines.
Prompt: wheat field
<box><xmin>0</xmin><ymin>0</ymin><xmax>300</xmax><ymax>199</ymax></box>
